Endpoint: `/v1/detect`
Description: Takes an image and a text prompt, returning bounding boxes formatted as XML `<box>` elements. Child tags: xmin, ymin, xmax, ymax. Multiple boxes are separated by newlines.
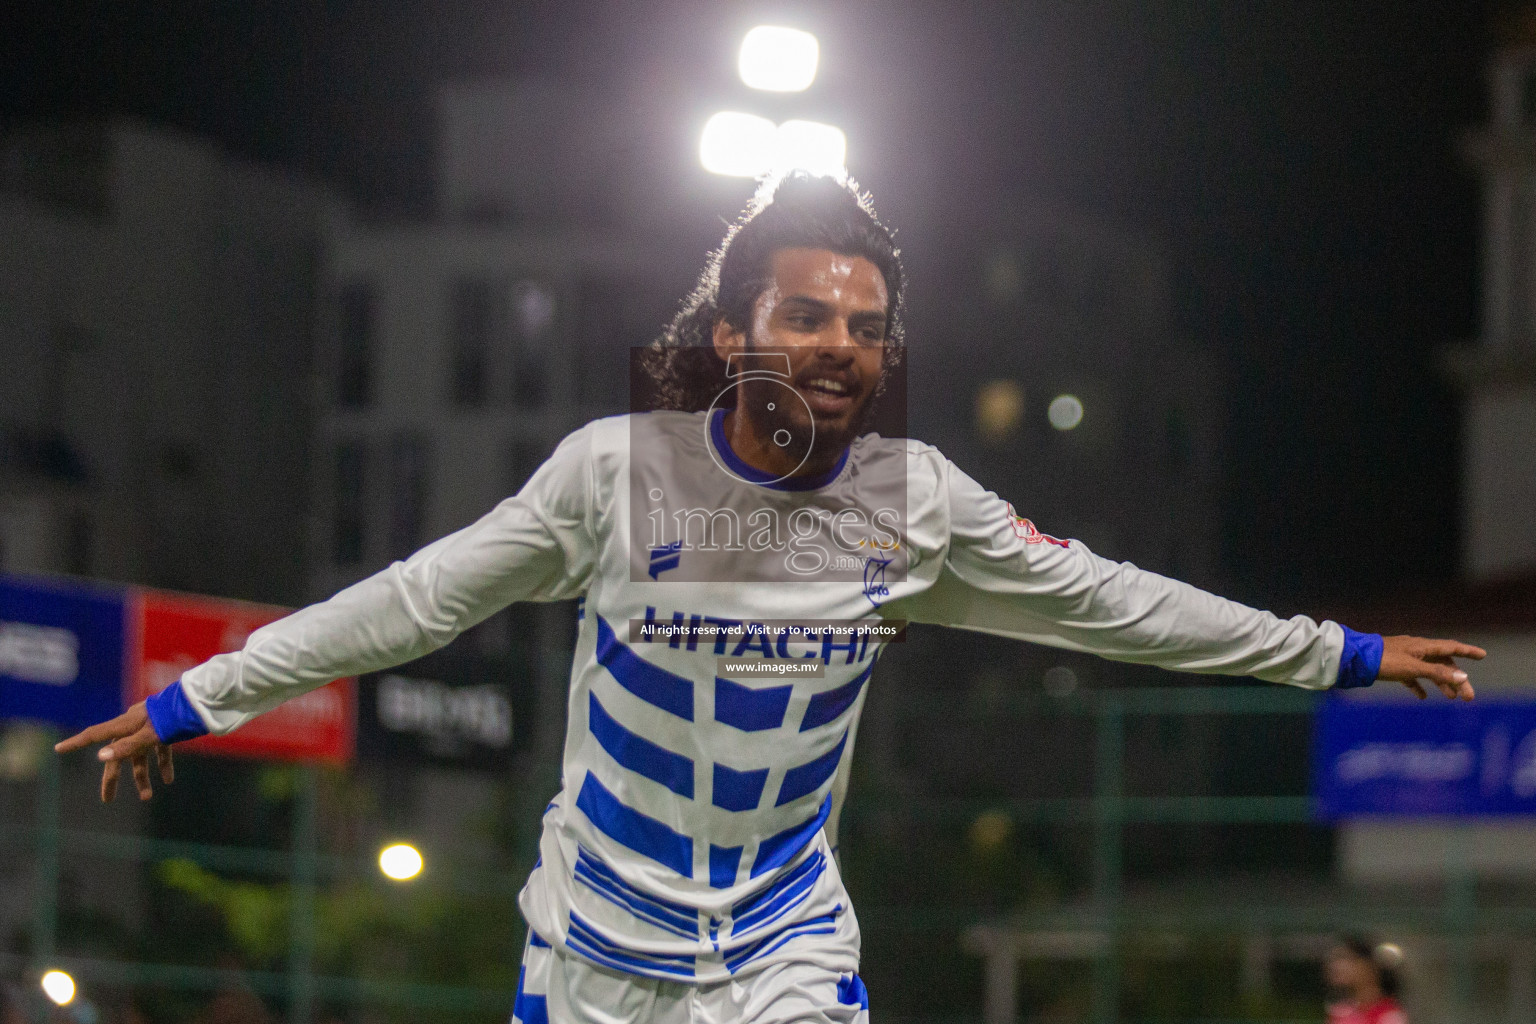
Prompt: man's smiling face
<box><xmin>712</xmin><ymin>247</ymin><xmax>890</xmax><ymax>466</ymax></box>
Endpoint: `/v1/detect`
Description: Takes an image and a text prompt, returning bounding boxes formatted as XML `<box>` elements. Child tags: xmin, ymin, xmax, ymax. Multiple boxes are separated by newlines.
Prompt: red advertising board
<box><xmin>128</xmin><ymin>588</ymin><xmax>355</xmax><ymax>764</ymax></box>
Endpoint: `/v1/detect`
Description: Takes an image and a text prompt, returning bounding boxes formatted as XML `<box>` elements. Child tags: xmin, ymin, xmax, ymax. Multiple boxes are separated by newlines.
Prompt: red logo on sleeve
<box><xmin>1006</xmin><ymin>504</ymin><xmax>1070</xmax><ymax>548</ymax></box>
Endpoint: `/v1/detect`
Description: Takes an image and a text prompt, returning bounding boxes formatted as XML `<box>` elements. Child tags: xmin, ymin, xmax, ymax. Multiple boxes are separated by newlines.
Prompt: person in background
<box><xmin>1326</xmin><ymin>935</ymin><xmax>1407</xmax><ymax>1024</ymax></box>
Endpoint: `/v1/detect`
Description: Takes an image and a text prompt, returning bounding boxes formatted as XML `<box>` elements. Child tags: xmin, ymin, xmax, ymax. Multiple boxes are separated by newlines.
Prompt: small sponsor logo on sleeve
<box><xmin>1006</xmin><ymin>503</ymin><xmax>1069</xmax><ymax>548</ymax></box>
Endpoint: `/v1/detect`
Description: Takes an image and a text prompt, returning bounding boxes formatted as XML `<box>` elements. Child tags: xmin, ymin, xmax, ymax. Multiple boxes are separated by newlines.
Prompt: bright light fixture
<box><xmin>775</xmin><ymin>120</ymin><xmax>846</xmax><ymax>177</ymax></box>
<box><xmin>700</xmin><ymin>113</ymin><xmax>848</xmax><ymax>179</ymax></box>
<box><xmin>1048</xmin><ymin>394</ymin><xmax>1084</xmax><ymax>431</ymax></box>
<box><xmin>41</xmin><ymin>970</ymin><xmax>76</xmax><ymax>1006</ymax></box>
<box><xmin>738</xmin><ymin>26</ymin><xmax>819</xmax><ymax>92</ymax></box>
<box><xmin>700</xmin><ymin>111</ymin><xmax>778</xmax><ymax>177</ymax></box>
<box><xmin>378</xmin><ymin>842</ymin><xmax>423</xmax><ymax>881</ymax></box>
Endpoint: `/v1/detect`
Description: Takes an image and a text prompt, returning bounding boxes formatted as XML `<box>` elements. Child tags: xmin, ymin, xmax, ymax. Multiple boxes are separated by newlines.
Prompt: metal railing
<box><xmin>866</xmin><ymin>684</ymin><xmax>1535</xmax><ymax>1024</ymax></box>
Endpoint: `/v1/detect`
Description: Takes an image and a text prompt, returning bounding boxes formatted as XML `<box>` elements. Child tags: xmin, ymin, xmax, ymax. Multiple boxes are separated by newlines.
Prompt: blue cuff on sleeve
<box><xmin>1335</xmin><ymin>626</ymin><xmax>1384</xmax><ymax>690</ymax></box>
<box><xmin>145</xmin><ymin>680</ymin><xmax>210</xmax><ymax>743</ymax></box>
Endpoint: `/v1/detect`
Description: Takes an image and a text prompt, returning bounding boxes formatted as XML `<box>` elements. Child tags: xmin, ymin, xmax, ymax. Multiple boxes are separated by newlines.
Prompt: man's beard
<box><xmin>735</xmin><ymin>368</ymin><xmax>876</xmax><ymax>468</ymax></box>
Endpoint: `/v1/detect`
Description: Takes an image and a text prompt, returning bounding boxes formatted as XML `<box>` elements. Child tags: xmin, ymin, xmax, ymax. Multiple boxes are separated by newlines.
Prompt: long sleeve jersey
<box><xmin>148</xmin><ymin>410</ymin><xmax>1380</xmax><ymax>982</ymax></box>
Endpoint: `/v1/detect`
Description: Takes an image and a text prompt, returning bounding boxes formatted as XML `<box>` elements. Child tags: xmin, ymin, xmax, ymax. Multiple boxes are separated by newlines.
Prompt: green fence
<box><xmin>860</xmin><ymin>685</ymin><xmax>1536</xmax><ymax>1024</ymax></box>
<box><xmin>6</xmin><ymin>687</ymin><xmax>1533</xmax><ymax>1023</ymax></box>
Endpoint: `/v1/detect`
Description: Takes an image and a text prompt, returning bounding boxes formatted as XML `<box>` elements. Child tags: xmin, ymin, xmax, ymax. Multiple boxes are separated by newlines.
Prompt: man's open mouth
<box><xmin>797</xmin><ymin>375</ymin><xmax>861</xmax><ymax>416</ymax></box>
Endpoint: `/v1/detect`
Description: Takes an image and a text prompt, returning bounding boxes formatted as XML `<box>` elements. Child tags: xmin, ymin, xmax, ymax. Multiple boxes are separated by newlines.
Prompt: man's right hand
<box><xmin>54</xmin><ymin>701</ymin><xmax>174</xmax><ymax>802</ymax></box>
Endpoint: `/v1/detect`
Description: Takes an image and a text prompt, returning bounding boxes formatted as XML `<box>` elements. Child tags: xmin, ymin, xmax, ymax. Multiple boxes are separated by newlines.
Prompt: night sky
<box><xmin>2</xmin><ymin>0</ymin><xmax>1495</xmax><ymax>607</ymax></box>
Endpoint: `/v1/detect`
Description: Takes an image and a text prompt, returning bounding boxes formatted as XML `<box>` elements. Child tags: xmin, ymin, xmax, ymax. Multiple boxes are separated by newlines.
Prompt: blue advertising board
<box><xmin>0</xmin><ymin>575</ymin><xmax>128</xmax><ymax>732</ymax></box>
<box><xmin>1314</xmin><ymin>698</ymin><xmax>1536</xmax><ymax>818</ymax></box>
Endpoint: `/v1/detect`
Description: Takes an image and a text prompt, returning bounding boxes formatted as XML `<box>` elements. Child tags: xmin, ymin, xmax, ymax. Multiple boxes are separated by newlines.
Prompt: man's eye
<box><xmin>788</xmin><ymin>315</ymin><xmax>817</xmax><ymax>329</ymax></box>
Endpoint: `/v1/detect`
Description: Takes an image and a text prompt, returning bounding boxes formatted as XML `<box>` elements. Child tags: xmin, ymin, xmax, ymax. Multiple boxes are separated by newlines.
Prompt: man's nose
<box><xmin>816</xmin><ymin>321</ymin><xmax>857</xmax><ymax>356</ymax></box>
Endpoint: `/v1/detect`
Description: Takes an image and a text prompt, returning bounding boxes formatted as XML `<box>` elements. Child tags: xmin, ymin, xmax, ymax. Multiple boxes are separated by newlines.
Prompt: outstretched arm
<box><xmin>888</xmin><ymin>459</ymin><xmax>1483</xmax><ymax>694</ymax></box>
<box><xmin>56</xmin><ymin>425</ymin><xmax>597</xmax><ymax>799</ymax></box>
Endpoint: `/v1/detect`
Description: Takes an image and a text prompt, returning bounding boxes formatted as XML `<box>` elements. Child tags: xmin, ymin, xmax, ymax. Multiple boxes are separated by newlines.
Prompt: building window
<box><xmin>333</xmin><ymin>442</ymin><xmax>366</xmax><ymax>565</ymax></box>
<box><xmin>388</xmin><ymin>433</ymin><xmax>430</xmax><ymax>560</ymax></box>
<box><xmin>574</xmin><ymin>274</ymin><xmax>670</xmax><ymax>414</ymax></box>
<box><xmin>510</xmin><ymin>281</ymin><xmax>554</xmax><ymax>409</ymax></box>
<box><xmin>449</xmin><ymin>278</ymin><xmax>495</xmax><ymax>407</ymax></box>
<box><xmin>336</xmin><ymin>283</ymin><xmax>374</xmax><ymax>408</ymax></box>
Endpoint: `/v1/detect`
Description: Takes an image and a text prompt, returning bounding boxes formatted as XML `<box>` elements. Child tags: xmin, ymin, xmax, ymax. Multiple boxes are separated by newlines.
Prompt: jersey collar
<box><xmin>708</xmin><ymin>407</ymin><xmax>849</xmax><ymax>492</ymax></box>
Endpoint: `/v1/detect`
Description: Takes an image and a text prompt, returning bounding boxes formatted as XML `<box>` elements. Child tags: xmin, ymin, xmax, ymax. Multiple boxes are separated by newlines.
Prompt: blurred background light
<box><xmin>738</xmin><ymin>26</ymin><xmax>819</xmax><ymax>92</ymax></box>
<box><xmin>967</xmin><ymin>809</ymin><xmax>1014</xmax><ymax>854</ymax></box>
<box><xmin>41</xmin><ymin>969</ymin><xmax>76</xmax><ymax>1006</ymax></box>
<box><xmin>974</xmin><ymin>379</ymin><xmax>1025</xmax><ymax>441</ymax></box>
<box><xmin>1047</xmin><ymin>394</ymin><xmax>1084</xmax><ymax>431</ymax></box>
<box><xmin>378</xmin><ymin>842</ymin><xmax>423</xmax><ymax>881</ymax></box>
<box><xmin>1042</xmin><ymin>665</ymin><xmax>1079</xmax><ymax>697</ymax></box>
<box><xmin>699</xmin><ymin>111</ymin><xmax>777</xmax><ymax>177</ymax></box>
<box><xmin>774</xmin><ymin>120</ymin><xmax>846</xmax><ymax>178</ymax></box>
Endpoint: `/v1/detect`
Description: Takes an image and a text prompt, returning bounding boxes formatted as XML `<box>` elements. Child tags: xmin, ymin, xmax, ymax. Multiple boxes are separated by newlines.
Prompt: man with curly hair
<box><xmin>59</xmin><ymin>172</ymin><xmax>1482</xmax><ymax>1024</ymax></box>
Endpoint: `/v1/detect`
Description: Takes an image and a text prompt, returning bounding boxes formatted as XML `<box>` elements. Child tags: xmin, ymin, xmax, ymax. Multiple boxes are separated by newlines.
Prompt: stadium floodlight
<box><xmin>738</xmin><ymin>26</ymin><xmax>819</xmax><ymax>92</ymax></box>
<box><xmin>774</xmin><ymin>120</ymin><xmax>846</xmax><ymax>178</ymax></box>
<box><xmin>378</xmin><ymin>842</ymin><xmax>424</xmax><ymax>881</ymax></box>
<box><xmin>41</xmin><ymin>970</ymin><xmax>76</xmax><ymax>1006</ymax></box>
<box><xmin>700</xmin><ymin>111</ymin><xmax>779</xmax><ymax>177</ymax></box>
<box><xmin>1048</xmin><ymin>394</ymin><xmax>1084</xmax><ymax>431</ymax></box>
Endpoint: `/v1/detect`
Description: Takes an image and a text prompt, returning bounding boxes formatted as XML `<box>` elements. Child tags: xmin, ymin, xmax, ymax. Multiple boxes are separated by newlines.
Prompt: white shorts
<box><xmin>510</xmin><ymin>931</ymin><xmax>871</xmax><ymax>1024</ymax></box>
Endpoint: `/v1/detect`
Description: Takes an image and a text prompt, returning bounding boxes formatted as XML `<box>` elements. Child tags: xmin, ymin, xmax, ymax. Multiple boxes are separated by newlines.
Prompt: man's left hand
<box><xmin>1378</xmin><ymin>636</ymin><xmax>1486</xmax><ymax>701</ymax></box>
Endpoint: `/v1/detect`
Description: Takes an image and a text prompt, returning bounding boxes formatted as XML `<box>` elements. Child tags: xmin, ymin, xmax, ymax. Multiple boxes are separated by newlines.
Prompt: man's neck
<box><xmin>720</xmin><ymin>408</ymin><xmax>843</xmax><ymax>480</ymax></box>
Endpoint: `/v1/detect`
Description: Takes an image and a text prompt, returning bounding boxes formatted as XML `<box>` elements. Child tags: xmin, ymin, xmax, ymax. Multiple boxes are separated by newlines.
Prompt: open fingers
<box><xmin>101</xmin><ymin>757</ymin><xmax>121</xmax><ymax>803</ymax></box>
<box><xmin>55</xmin><ymin>711</ymin><xmax>138</xmax><ymax>754</ymax></box>
<box><xmin>1414</xmin><ymin>660</ymin><xmax>1474</xmax><ymax>701</ymax></box>
<box><xmin>131</xmin><ymin>751</ymin><xmax>153</xmax><ymax>800</ymax></box>
<box><xmin>1418</xmin><ymin>639</ymin><xmax>1487</xmax><ymax>661</ymax></box>
<box><xmin>93</xmin><ymin>722</ymin><xmax>164</xmax><ymax>802</ymax></box>
<box><xmin>156</xmin><ymin>744</ymin><xmax>175</xmax><ymax>785</ymax></box>
<box><xmin>99</xmin><ymin>724</ymin><xmax>158</xmax><ymax>764</ymax></box>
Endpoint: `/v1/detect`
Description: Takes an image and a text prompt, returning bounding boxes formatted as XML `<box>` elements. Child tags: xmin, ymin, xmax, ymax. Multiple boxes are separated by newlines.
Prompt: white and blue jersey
<box><xmin>147</xmin><ymin>410</ymin><xmax>1381</xmax><ymax>984</ymax></box>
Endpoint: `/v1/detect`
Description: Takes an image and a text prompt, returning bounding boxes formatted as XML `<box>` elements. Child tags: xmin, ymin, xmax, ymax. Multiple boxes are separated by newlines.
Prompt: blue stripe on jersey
<box><xmin>512</xmin><ymin>966</ymin><xmax>548</xmax><ymax>1024</ymax></box>
<box><xmin>723</xmin><ymin>910</ymin><xmax>840</xmax><ymax>973</ymax></box>
<box><xmin>588</xmin><ymin>692</ymin><xmax>694</xmax><ymax>798</ymax></box>
<box><xmin>837</xmin><ymin>974</ymin><xmax>870</xmax><ymax>1010</ymax></box>
<box><xmin>573</xmin><ymin>846</ymin><xmax>699</xmax><ymax>939</ymax></box>
<box><xmin>800</xmin><ymin>661</ymin><xmax>873</xmax><ymax>731</ymax></box>
<box><xmin>731</xmin><ymin>848</ymin><xmax>826</xmax><ymax>936</ymax></box>
<box><xmin>528</xmin><ymin>931</ymin><xmax>550</xmax><ymax>948</ymax></box>
<box><xmin>709</xmin><ymin>845</ymin><xmax>743</xmax><ymax>889</ymax></box>
<box><xmin>712</xmin><ymin>763</ymin><xmax>769</xmax><ymax>812</ymax></box>
<box><xmin>567</xmin><ymin>911</ymin><xmax>697</xmax><ymax>979</ymax></box>
<box><xmin>575</xmin><ymin>772</ymin><xmax>694</xmax><ymax>877</ymax></box>
<box><xmin>751</xmin><ymin>793</ymin><xmax>832</xmax><ymax>878</ymax></box>
<box><xmin>713</xmin><ymin>676</ymin><xmax>792</xmax><ymax>732</ymax></box>
<box><xmin>595</xmin><ymin>614</ymin><xmax>694</xmax><ymax>720</ymax></box>
<box><xmin>776</xmin><ymin>729</ymin><xmax>848</xmax><ymax>806</ymax></box>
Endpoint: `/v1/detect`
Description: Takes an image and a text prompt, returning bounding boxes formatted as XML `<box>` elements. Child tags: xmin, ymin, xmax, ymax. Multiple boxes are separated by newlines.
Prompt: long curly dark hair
<box><xmin>641</xmin><ymin>172</ymin><xmax>907</xmax><ymax>412</ymax></box>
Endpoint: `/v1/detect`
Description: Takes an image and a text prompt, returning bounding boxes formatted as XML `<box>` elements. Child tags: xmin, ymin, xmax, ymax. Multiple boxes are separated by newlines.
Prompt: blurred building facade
<box><xmin>0</xmin><ymin>121</ymin><xmax>336</xmax><ymax>982</ymax></box>
<box><xmin>311</xmin><ymin>80</ymin><xmax>685</xmax><ymax>612</ymax></box>
<box><xmin>872</xmin><ymin>203</ymin><xmax>1233</xmax><ymax>811</ymax></box>
<box><xmin>1301</xmin><ymin>27</ymin><xmax>1536</xmax><ymax>1023</ymax></box>
<box><xmin>924</xmin><ymin>205</ymin><xmax>1225</xmax><ymax>586</ymax></box>
<box><xmin>1457</xmin><ymin>27</ymin><xmax>1536</xmax><ymax>582</ymax></box>
<box><xmin>0</xmin><ymin>122</ymin><xmax>333</xmax><ymax>606</ymax></box>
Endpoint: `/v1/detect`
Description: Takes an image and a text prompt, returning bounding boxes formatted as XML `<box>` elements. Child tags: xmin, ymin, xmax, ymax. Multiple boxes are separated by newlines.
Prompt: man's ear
<box><xmin>712</xmin><ymin>317</ymin><xmax>745</xmax><ymax>366</ymax></box>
